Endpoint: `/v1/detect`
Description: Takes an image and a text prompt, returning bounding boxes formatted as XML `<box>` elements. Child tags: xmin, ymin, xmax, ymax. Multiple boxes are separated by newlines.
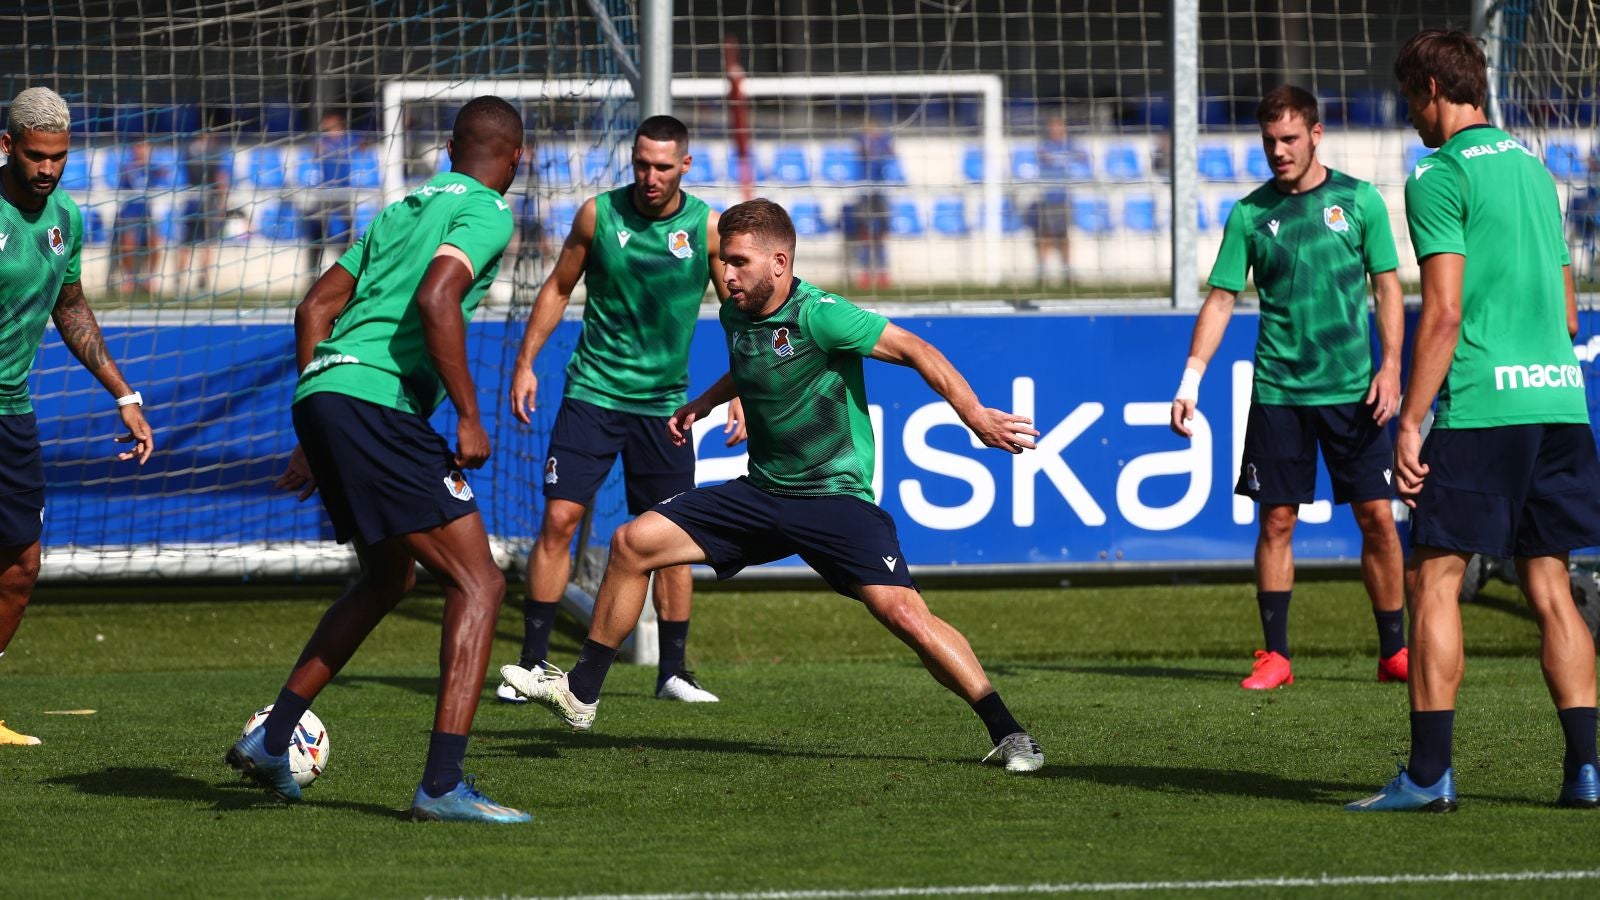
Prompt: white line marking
<box><xmin>471</xmin><ymin>869</ymin><xmax>1600</xmax><ymax>900</ymax></box>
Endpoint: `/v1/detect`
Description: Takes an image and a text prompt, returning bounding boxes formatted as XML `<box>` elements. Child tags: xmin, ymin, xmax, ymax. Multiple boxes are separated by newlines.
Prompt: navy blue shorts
<box><xmin>650</xmin><ymin>477</ymin><xmax>917</xmax><ymax>599</ymax></box>
<box><xmin>543</xmin><ymin>397</ymin><xmax>694</xmax><ymax>515</ymax></box>
<box><xmin>1235</xmin><ymin>401</ymin><xmax>1393</xmax><ymax>506</ymax></box>
<box><xmin>292</xmin><ymin>392</ymin><xmax>480</xmax><ymax>546</ymax></box>
<box><xmin>1410</xmin><ymin>424</ymin><xmax>1600</xmax><ymax>558</ymax></box>
<box><xmin>0</xmin><ymin>413</ymin><xmax>45</xmax><ymax>547</ymax></box>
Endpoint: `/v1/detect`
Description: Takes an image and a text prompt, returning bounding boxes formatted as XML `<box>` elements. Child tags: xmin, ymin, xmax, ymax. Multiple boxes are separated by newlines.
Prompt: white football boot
<box><xmin>656</xmin><ymin>670</ymin><xmax>720</xmax><ymax>703</ymax></box>
<box><xmin>495</xmin><ymin>661</ymin><xmax>544</xmax><ymax>703</ymax></box>
<box><xmin>497</xmin><ymin>664</ymin><xmax>596</xmax><ymax>730</ymax></box>
<box><xmin>982</xmin><ymin>731</ymin><xmax>1044</xmax><ymax>773</ymax></box>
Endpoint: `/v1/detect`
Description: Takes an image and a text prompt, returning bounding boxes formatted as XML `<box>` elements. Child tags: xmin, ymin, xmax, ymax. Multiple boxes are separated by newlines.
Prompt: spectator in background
<box><xmin>303</xmin><ymin>110</ymin><xmax>357</xmax><ymax>282</ymax></box>
<box><xmin>175</xmin><ymin>128</ymin><xmax>231</xmax><ymax>294</ymax></box>
<box><xmin>1032</xmin><ymin>116</ymin><xmax>1078</xmax><ymax>285</ymax></box>
<box><xmin>847</xmin><ymin>119</ymin><xmax>895</xmax><ymax>291</ymax></box>
<box><xmin>112</xmin><ymin>140</ymin><xmax>162</xmax><ymax>297</ymax></box>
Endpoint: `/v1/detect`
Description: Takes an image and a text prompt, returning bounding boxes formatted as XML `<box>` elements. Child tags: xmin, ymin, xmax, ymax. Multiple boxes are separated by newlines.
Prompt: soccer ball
<box><xmin>240</xmin><ymin>705</ymin><xmax>330</xmax><ymax>788</ymax></box>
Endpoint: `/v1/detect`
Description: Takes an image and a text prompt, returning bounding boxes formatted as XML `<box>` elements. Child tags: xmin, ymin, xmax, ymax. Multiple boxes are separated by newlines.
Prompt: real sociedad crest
<box><xmin>47</xmin><ymin>226</ymin><xmax>65</xmax><ymax>256</ymax></box>
<box><xmin>1323</xmin><ymin>205</ymin><xmax>1350</xmax><ymax>233</ymax></box>
<box><xmin>668</xmin><ymin>229</ymin><xmax>693</xmax><ymax>259</ymax></box>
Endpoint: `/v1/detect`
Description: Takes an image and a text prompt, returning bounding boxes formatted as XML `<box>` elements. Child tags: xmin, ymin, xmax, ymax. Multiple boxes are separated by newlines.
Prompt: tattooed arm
<box><xmin>52</xmin><ymin>281</ymin><xmax>154</xmax><ymax>464</ymax></box>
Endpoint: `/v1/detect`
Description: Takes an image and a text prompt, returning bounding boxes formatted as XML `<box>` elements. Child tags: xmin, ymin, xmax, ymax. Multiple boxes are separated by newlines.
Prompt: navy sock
<box><xmin>1408</xmin><ymin>709</ymin><xmax>1455</xmax><ymax>788</ymax></box>
<box><xmin>1558</xmin><ymin>707</ymin><xmax>1599</xmax><ymax>782</ymax></box>
<box><xmin>567</xmin><ymin>639</ymin><xmax>619</xmax><ymax>705</ymax></box>
<box><xmin>262</xmin><ymin>687</ymin><xmax>312</xmax><ymax>756</ymax></box>
<box><xmin>971</xmin><ymin>691</ymin><xmax>1025</xmax><ymax>745</ymax></box>
<box><xmin>420</xmin><ymin>731</ymin><xmax>469</xmax><ymax>799</ymax></box>
<box><xmin>657</xmin><ymin>619</ymin><xmax>690</xmax><ymax>688</ymax></box>
<box><xmin>1374</xmin><ymin>608</ymin><xmax>1406</xmax><ymax>658</ymax></box>
<box><xmin>519</xmin><ymin>598</ymin><xmax>561</xmax><ymax>668</ymax></box>
<box><xmin>1257</xmin><ymin>591</ymin><xmax>1292</xmax><ymax>658</ymax></box>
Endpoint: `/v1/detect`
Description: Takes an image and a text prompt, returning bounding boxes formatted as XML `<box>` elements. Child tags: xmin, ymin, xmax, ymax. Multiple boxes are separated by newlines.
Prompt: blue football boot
<box><xmin>1558</xmin><ymin>763</ymin><xmax>1600</xmax><ymax>808</ymax></box>
<box><xmin>1345</xmin><ymin>766</ymin><xmax>1457</xmax><ymax>812</ymax></box>
<box><xmin>409</xmin><ymin>776</ymin><xmax>532</xmax><ymax>824</ymax></box>
<box><xmin>226</xmin><ymin>727</ymin><xmax>301</xmax><ymax>802</ymax></box>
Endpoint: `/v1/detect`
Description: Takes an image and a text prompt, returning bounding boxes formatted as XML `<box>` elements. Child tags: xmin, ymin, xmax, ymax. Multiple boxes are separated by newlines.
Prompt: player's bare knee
<box><xmin>608</xmin><ymin>521</ymin><xmax>656</xmax><ymax>573</ymax></box>
<box><xmin>1259</xmin><ymin>506</ymin><xmax>1297</xmax><ymax>545</ymax></box>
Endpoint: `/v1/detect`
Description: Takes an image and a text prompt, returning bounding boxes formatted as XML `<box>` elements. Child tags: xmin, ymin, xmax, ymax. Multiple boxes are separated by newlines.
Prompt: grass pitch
<box><xmin>4</xmin><ymin>579</ymin><xmax>1600</xmax><ymax>898</ymax></box>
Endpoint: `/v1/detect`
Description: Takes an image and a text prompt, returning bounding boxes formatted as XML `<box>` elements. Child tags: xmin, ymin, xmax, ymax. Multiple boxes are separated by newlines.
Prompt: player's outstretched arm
<box><xmin>419</xmin><ymin>246</ymin><xmax>490</xmax><ymax>468</ymax></box>
<box><xmin>1395</xmin><ymin>253</ymin><xmax>1465</xmax><ymax>505</ymax></box>
<box><xmin>52</xmin><ymin>281</ymin><xmax>153</xmax><ymax>464</ymax></box>
<box><xmin>293</xmin><ymin>264</ymin><xmax>357</xmax><ymax>372</ymax></box>
<box><xmin>668</xmin><ymin>372</ymin><xmax>739</xmax><ymax>447</ymax></box>
<box><xmin>511</xmin><ymin>198</ymin><xmax>596</xmax><ymax>424</ymax></box>
<box><xmin>1170</xmin><ymin>285</ymin><xmax>1237</xmax><ymax>438</ymax></box>
<box><xmin>1366</xmin><ymin>270</ymin><xmax>1404</xmax><ymax>425</ymax></box>
<box><xmin>868</xmin><ymin>323</ymin><xmax>1037</xmax><ymax>454</ymax></box>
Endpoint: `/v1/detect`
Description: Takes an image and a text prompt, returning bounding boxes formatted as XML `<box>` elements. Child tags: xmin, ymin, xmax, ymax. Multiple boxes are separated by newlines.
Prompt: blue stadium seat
<box><xmin>534</xmin><ymin>146</ymin><xmax>574</xmax><ymax>185</ymax></box>
<box><xmin>583</xmin><ymin>147</ymin><xmax>627</xmax><ymax>185</ymax></box>
<box><xmin>1124</xmin><ymin>195</ymin><xmax>1158</xmax><ymax>233</ymax></box>
<box><xmin>243</xmin><ymin>147</ymin><xmax>288</xmax><ymax>188</ymax></box>
<box><xmin>1217</xmin><ymin>197</ymin><xmax>1237</xmax><ymax>226</ymax></box>
<box><xmin>355</xmin><ymin>201</ymin><xmax>377</xmax><ymax>236</ymax></box>
<box><xmin>1103</xmin><ymin>144</ymin><xmax>1143</xmax><ymax>180</ymax></box>
<box><xmin>349</xmin><ymin>148</ymin><xmax>381</xmax><ymax>189</ymax></box>
<box><xmin>1071</xmin><ymin>196</ymin><xmax>1113</xmax><ymax>234</ymax></box>
<box><xmin>80</xmin><ymin>207</ymin><xmax>106</xmax><ymax>245</ymax></box>
<box><xmin>999</xmin><ymin>196</ymin><xmax>1025</xmax><ymax>234</ymax></box>
<box><xmin>1197</xmin><ymin>145</ymin><xmax>1235</xmax><ymax>181</ymax></box>
<box><xmin>888</xmin><ymin>198</ymin><xmax>923</xmax><ymax>236</ymax></box>
<box><xmin>1066</xmin><ymin>149</ymin><xmax>1095</xmax><ymax>182</ymax></box>
<box><xmin>1245</xmin><ymin>145</ymin><xmax>1272</xmax><ymax>181</ymax></box>
<box><xmin>543</xmin><ymin>199</ymin><xmax>580</xmax><ymax>236</ymax></box>
<box><xmin>961</xmin><ymin>147</ymin><xmax>985</xmax><ymax>183</ymax></box>
<box><xmin>681</xmin><ymin>145</ymin><xmax>716</xmax><ymax>184</ymax></box>
<box><xmin>1403</xmin><ymin>144</ymin><xmax>1430</xmax><ymax>177</ymax></box>
<box><xmin>1010</xmin><ymin>147</ymin><xmax>1041</xmax><ymax>180</ymax></box>
<box><xmin>1196</xmin><ymin>199</ymin><xmax>1210</xmax><ymax>232</ymax></box>
<box><xmin>819</xmin><ymin>144</ymin><xmax>865</xmax><ymax>183</ymax></box>
<box><xmin>930</xmin><ymin>197</ymin><xmax>969</xmax><ymax>236</ymax></box>
<box><xmin>790</xmin><ymin>198</ymin><xmax>831</xmax><ymax>236</ymax></box>
<box><xmin>62</xmin><ymin>149</ymin><xmax>93</xmax><ymax>191</ymax></box>
<box><xmin>256</xmin><ymin>201</ymin><xmax>301</xmax><ymax>242</ymax></box>
<box><xmin>158</xmin><ymin>202</ymin><xmax>185</xmax><ymax>243</ymax></box>
<box><xmin>1547</xmin><ymin>143</ymin><xmax>1586</xmax><ymax>179</ymax></box>
<box><xmin>434</xmin><ymin>145</ymin><xmax>453</xmax><ymax>174</ymax></box>
<box><xmin>764</xmin><ymin>145</ymin><xmax>811</xmax><ymax>184</ymax></box>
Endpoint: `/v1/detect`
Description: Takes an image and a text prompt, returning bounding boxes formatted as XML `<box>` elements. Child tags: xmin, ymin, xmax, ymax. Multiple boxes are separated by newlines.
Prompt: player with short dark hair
<box><xmin>0</xmin><ymin>87</ymin><xmax>154</xmax><ymax>748</ymax></box>
<box><xmin>1347</xmin><ymin>30</ymin><xmax>1600</xmax><ymax>812</ymax></box>
<box><xmin>496</xmin><ymin>114</ymin><xmax>743</xmax><ymax>707</ymax></box>
<box><xmin>1171</xmin><ymin>84</ymin><xmax>1409</xmax><ymax>691</ymax></box>
<box><xmin>228</xmin><ymin>95</ymin><xmax>532</xmax><ymax>823</ymax></box>
<box><xmin>502</xmin><ymin>197</ymin><xmax>1047</xmax><ymax>773</ymax></box>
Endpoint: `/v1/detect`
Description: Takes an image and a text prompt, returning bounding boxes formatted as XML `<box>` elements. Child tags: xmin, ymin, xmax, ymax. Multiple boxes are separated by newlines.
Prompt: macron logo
<box><xmin>882</xmin><ymin>555</ymin><xmax>898</xmax><ymax>571</ymax></box>
<box><xmin>617</xmin><ymin>230</ymin><xmax>631</xmax><ymax>248</ymax></box>
<box><xmin>1494</xmin><ymin>363</ymin><xmax>1584</xmax><ymax>391</ymax></box>
<box><xmin>1267</xmin><ymin>219</ymin><xmax>1280</xmax><ymax>236</ymax></box>
<box><xmin>1413</xmin><ymin>162</ymin><xmax>1434</xmax><ymax>180</ymax></box>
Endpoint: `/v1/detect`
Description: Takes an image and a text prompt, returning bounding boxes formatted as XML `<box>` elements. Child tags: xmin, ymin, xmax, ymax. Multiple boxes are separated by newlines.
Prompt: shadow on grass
<box><xmin>991</xmin><ymin>661</ymin><xmax>1243</xmax><ymax>681</ymax></box>
<box><xmin>472</xmin><ymin>728</ymin><xmax>940</xmax><ymax>766</ymax></box>
<box><xmin>41</xmin><ymin>766</ymin><xmax>404</xmax><ymax>819</ymax></box>
<box><xmin>1041</xmin><ymin>762</ymin><xmax>1371</xmax><ymax>805</ymax></box>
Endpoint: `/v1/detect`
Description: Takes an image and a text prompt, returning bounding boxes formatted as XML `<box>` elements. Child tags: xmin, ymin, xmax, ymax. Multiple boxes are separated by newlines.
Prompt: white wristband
<box><xmin>115</xmin><ymin>391</ymin><xmax>143</xmax><ymax>408</ymax></box>
<box><xmin>1174</xmin><ymin>368</ymin><xmax>1202</xmax><ymax>403</ymax></box>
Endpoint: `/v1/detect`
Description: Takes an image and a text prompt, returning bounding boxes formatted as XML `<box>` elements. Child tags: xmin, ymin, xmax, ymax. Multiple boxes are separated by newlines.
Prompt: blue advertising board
<box><xmin>31</xmin><ymin>309</ymin><xmax>1600</xmax><ymax>571</ymax></box>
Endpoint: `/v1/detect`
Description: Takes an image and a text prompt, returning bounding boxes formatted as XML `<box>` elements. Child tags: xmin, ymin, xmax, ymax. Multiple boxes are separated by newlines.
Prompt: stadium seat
<box><xmin>1066</xmin><ymin>149</ymin><xmax>1095</xmax><ymax>182</ymax></box>
<box><xmin>1547</xmin><ymin>143</ymin><xmax>1586</xmax><ymax>179</ymax></box>
<box><xmin>1197</xmin><ymin>199</ymin><xmax>1210</xmax><ymax>232</ymax></box>
<box><xmin>1403</xmin><ymin>144</ymin><xmax>1429</xmax><ymax>176</ymax></box>
<box><xmin>80</xmin><ymin>207</ymin><xmax>106</xmax><ymax>245</ymax></box>
<box><xmin>583</xmin><ymin>147</ymin><xmax>628</xmax><ymax>186</ymax></box>
<box><xmin>888</xmin><ymin>198</ymin><xmax>923</xmax><ymax>236</ymax></box>
<box><xmin>349</xmin><ymin>148</ymin><xmax>381</xmax><ymax>189</ymax></box>
<box><xmin>930</xmin><ymin>197</ymin><xmax>969</xmax><ymax>236</ymax></box>
<box><xmin>543</xmin><ymin>199</ymin><xmax>580</xmax><ymax>236</ymax></box>
<box><xmin>1071</xmin><ymin>196</ymin><xmax>1113</xmax><ymax>235</ymax></box>
<box><xmin>1124</xmin><ymin>194</ymin><xmax>1158</xmax><ymax>233</ymax></box>
<box><xmin>62</xmin><ymin>149</ymin><xmax>93</xmax><ymax>191</ymax></box>
<box><xmin>533</xmin><ymin>146</ymin><xmax>574</xmax><ymax>185</ymax></box>
<box><xmin>1010</xmin><ymin>146</ymin><xmax>1041</xmax><ymax>181</ymax></box>
<box><xmin>243</xmin><ymin>147</ymin><xmax>289</xmax><ymax>188</ymax></box>
<box><xmin>790</xmin><ymin>198</ymin><xmax>831</xmax><ymax>236</ymax></box>
<box><xmin>819</xmin><ymin>144</ymin><xmax>865</xmax><ymax>183</ymax></box>
<box><xmin>255</xmin><ymin>201</ymin><xmax>301</xmax><ymax>242</ymax></box>
<box><xmin>1217</xmin><ymin>197</ymin><xmax>1237</xmax><ymax>226</ymax></box>
<box><xmin>1197</xmin><ymin>145</ymin><xmax>1235</xmax><ymax>181</ymax></box>
<box><xmin>999</xmin><ymin>196</ymin><xmax>1025</xmax><ymax>234</ymax></box>
<box><xmin>961</xmin><ymin>147</ymin><xmax>984</xmax><ymax>183</ymax></box>
<box><xmin>681</xmin><ymin>145</ymin><xmax>716</xmax><ymax>185</ymax></box>
<box><xmin>1245</xmin><ymin>145</ymin><xmax>1272</xmax><ymax>181</ymax></box>
<box><xmin>158</xmin><ymin>202</ymin><xmax>185</xmax><ymax>243</ymax></box>
<box><xmin>1103</xmin><ymin>144</ymin><xmax>1143</xmax><ymax>180</ymax></box>
<box><xmin>434</xmin><ymin>145</ymin><xmax>452</xmax><ymax>174</ymax></box>
<box><xmin>764</xmin><ymin>144</ymin><xmax>811</xmax><ymax>184</ymax></box>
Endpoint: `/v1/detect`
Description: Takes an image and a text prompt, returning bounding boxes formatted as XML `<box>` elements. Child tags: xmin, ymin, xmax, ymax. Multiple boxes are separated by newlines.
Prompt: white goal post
<box><xmin>380</xmin><ymin>74</ymin><xmax>1008</xmax><ymax>286</ymax></box>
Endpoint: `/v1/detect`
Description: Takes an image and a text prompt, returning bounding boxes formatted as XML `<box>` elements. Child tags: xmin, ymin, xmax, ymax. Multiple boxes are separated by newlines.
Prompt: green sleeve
<box><xmin>1404</xmin><ymin>155</ymin><xmax>1466</xmax><ymax>260</ymax></box>
<box><xmin>1207</xmin><ymin>202</ymin><xmax>1250</xmax><ymax>292</ymax></box>
<box><xmin>804</xmin><ymin>295</ymin><xmax>890</xmax><ymax>356</ymax></box>
<box><xmin>442</xmin><ymin>192</ymin><xmax>514</xmax><ymax>276</ymax></box>
<box><xmin>334</xmin><ymin>234</ymin><xmax>367</xmax><ymax>278</ymax></box>
<box><xmin>64</xmin><ymin>202</ymin><xmax>83</xmax><ymax>284</ymax></box>
<box><xmin>1356</xmin><ymin>181</ymin><xmax>1399</xmax><ymax>274</ymax></box>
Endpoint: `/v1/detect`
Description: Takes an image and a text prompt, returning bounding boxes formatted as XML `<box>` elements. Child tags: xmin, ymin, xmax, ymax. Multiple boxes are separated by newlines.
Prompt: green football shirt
<box><xmin>0</xmin><ymin>176</ymin><xmax>82</xmax><ymax>415</ymax></box>
<box><xmin>1209</xmin><ymin>169</ymin><xmax>1399</xmax><ymax>405</ymax></box>
<box><xmin>294</xmin><ymin>172</ymin><xmax>514</xmax><ymax>416</ymax></box>
<box><xmin>721</xmin><ymin>277</ymin><xmax>888</xmax><ymax>501</ymax></box>
<box><xmin>1405</xmin><ymin>124</ymin><xmax>1584</xmax><ymax>428</ymax></box>
<box><xmin>564</xmin><ymin>187</ymin><xmax>713</xmax><ymax>416</ymax></box>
